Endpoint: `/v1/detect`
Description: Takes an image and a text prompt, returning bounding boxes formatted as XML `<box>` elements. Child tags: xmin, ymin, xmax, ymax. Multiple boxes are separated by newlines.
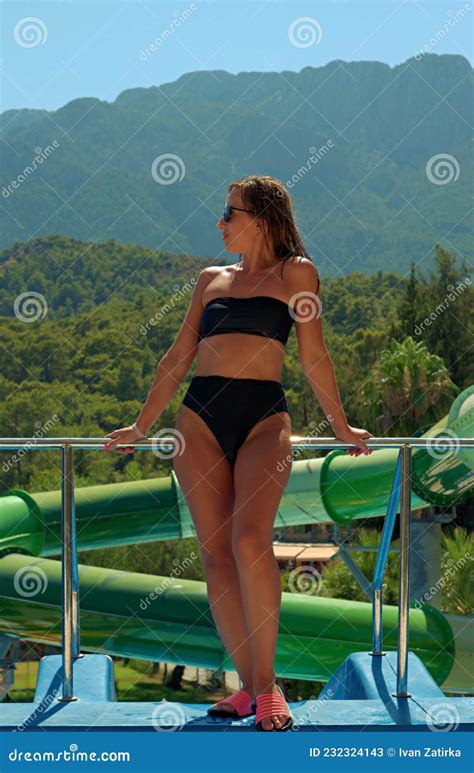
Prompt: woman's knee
<box><xmin>232</xmin><ymin>527</ymin><xmax>272</xmax><ymax>566</ymax></box>
<box><xmin>200</xmin><ymin>543</ymin><xmax>237</xmax><ymax>576</ymax></box>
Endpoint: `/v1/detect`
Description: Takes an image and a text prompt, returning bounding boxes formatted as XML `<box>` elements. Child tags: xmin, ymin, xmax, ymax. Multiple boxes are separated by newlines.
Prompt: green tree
<box><xmin>361</xmin><ymin>336</ymin><xmax>458</xmax><ymax>435</ymax></box>
<box><xmin>389</xmin><ymin>262</ymin><xmax>431</xmax><ymax>340</ymax></box>
<box><xmin>422</xmin><ymin>245</ymin><xmax>473</xmax><ymax>387</ymax></box>
<box><xmin>441</xmin><ymin>528</ymin><xmax>473</xmax><ymax>615</ymax></box>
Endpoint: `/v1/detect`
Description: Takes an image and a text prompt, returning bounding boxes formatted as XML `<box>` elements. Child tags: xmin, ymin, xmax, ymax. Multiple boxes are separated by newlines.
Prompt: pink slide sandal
<box><xmin>207</xmin><ymin>688</ymin><xmax>256</xmax><ymax>718</ymax></box>
<box><xmin>255</xmin><ymin>684</ymin><xmax>294</xmax><ymax>731</ymax></box>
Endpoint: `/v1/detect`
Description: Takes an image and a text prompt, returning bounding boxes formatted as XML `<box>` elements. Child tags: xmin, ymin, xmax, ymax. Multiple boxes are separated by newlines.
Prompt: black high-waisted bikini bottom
<box><xmin>181</xmin><ymin>375</ymin><xmax>290</xmax><ymax>466</ymax></box>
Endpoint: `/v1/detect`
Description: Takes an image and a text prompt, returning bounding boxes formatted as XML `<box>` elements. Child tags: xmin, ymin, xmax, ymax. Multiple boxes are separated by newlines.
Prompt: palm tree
<box><xmin>361</xmin><ymin>336</ymin><xmax>458</xmax><ymax>436</ymax></box>
<box><xmin>441</xmin><ymin>528</ymin><xmax>473</xmax><ymax>615</ymax></box>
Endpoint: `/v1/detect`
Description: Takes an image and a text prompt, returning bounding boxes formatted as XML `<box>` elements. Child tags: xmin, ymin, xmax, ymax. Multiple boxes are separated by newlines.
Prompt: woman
<box><xmin>104</xmin><ymin>175</ymin><xmax>374</xmax><ymax>731</ymax></box>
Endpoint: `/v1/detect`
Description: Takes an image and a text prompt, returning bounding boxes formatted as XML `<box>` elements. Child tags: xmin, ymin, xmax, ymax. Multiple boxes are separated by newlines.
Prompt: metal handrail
<box><xmin>1</xmin><ymin>437</ymin><xmax>473</xmax><ymax>449</ymax></box>
<box><xmin>1</xmin><ymin>436</ymin><xmax>473</xmax><ymax>701</ymax></box>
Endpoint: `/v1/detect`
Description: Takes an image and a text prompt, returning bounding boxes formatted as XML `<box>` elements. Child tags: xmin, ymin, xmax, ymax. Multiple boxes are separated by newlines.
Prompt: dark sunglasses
<box><xmin>222</xmin><ymin>205</ymin><xmax>253</xmax><ymax>223</ymax></box>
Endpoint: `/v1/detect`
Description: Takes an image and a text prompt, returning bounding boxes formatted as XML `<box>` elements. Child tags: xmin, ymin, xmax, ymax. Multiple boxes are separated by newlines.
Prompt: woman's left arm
<box><xmin>289</xmin><ymin>258</ymin><xmax>374</xmax><ymax>457</ymax></box>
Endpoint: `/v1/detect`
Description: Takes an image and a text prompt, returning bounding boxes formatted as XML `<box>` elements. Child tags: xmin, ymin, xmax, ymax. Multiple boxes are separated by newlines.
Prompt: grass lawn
<box><xmin>4</xmin><ymin>659</ymin><xmax>229</xmax><ymax>705</ymax></box>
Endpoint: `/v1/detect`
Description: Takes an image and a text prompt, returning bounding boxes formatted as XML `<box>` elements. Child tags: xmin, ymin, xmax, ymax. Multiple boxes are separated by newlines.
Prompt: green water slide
<box><xmin>0</xmin><ymin>387</ymin><xmax>472</xmax><ymax>690</ymax></box>
<box><xmin>0</xmin><ymin>553</ymin><xmax>456</xmax><ymax>686</ymax></box>
<box><xmin>1</xmin><ymin>386</ymin><xmax>472</xmax><ymax>556</ymax></box>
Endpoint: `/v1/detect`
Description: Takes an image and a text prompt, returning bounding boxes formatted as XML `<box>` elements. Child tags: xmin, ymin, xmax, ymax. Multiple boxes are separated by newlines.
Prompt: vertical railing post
<box><xmin>372</xmin><ymin>588</ymin><xmax>384</xmax><ymax>655</ymax></box>
<box><xmin>71</xmin><ymin>461</ymin><xmax>80</xmax><ymax>661</ymax></box>
<box><xmin>370</xmin><ymin>449</ymin><xmax>402</xmax><ymax>656</ymax></box>
<box><xmin>393</xmin><ymin>443</ymin><xmax>412</xmax><ymax>698</ymax></box>
<box><xmin>58</xmin><ymin>443</ymin><xmax>78</xmax><ymax>702</ymax></box>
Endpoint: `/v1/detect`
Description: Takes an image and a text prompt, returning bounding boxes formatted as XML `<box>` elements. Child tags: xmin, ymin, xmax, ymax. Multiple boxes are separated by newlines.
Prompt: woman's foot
<box><xmin>255</xmin><ymin>683</ymin><xmax>293</xmax><ymax>731</ymax></box>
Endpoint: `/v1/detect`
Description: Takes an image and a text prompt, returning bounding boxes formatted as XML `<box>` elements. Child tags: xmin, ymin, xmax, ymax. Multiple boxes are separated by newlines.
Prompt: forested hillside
<box><xmin>0</xmin><ymin>237</ymin><xmax>470</xmax><ymax>494</ymax></box>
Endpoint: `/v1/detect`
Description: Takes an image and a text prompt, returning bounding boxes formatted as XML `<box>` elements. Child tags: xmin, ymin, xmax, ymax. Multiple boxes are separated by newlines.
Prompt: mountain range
<box><xmin>0</xmin><ymin>54</ymin><xmax>472</xmax><ymax>277</ymax></box>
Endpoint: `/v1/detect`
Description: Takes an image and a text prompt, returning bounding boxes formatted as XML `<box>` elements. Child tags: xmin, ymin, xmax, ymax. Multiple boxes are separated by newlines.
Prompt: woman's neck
<box><xmin>237</xmin><ymin>254</ymin><xmax>280</xmax><ymax>275</ymax></box>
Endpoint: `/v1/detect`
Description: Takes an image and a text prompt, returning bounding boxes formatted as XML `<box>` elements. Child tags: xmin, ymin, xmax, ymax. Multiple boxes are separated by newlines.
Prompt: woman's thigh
<box><xmin>173</xmin><ymin>404</ymin><xmax>235</xmax><ymax>560</ymax></box>
<box><xmin>232</xmin><ymin>413</ymin><xmax>293</xmax><ymax>552</ymax></box>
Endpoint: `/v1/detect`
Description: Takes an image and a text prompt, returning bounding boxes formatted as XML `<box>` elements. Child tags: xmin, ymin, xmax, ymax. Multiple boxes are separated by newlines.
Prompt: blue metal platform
<box><xmin>1</xmin><ymin>652</ymin><xmax>472</xmax><ymax>732</ymax></box>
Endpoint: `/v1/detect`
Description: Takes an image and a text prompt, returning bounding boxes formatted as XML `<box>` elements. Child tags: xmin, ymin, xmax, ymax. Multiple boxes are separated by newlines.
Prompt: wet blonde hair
<box><xmin>227</xmin><ymin>174</ymin><xmax>318</xmax><ymax>289</ymax></box>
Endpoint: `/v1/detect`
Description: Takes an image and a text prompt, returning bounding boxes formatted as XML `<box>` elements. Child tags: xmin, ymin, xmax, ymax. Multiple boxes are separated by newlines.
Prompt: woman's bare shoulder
<box><xmin>285</xmin><ymin>255</ymin><xmax>314</xmax><ymax>268</ymax></box>
<box><xmin>284</xmin><ymin>256</ymin><xmax>320</xmax><ymax>293</ymax></box>
<box><xmin>199</xmin><ymin>264</ymin><xmax>234</xmax><ymax>279</ymax></box>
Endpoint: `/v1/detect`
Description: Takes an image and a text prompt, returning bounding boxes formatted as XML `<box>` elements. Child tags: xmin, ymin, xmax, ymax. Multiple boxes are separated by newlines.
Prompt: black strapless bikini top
<box><xmin>198</xmin><ymin>295</ymin><xmax>295</xmax><ymax>346</ymax></box>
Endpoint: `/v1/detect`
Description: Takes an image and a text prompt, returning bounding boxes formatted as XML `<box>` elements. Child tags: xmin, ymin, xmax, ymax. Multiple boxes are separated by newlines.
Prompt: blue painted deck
<box><xmin>1</xmin><ymin>652</ymin><xmax>472</xmax><ymax>732</ymax></box>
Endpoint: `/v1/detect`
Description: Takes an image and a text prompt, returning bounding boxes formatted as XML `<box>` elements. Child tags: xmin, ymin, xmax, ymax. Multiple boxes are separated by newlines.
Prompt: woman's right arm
<box><xmin>104</xmin><ymin>269</ymin><xmax>211</xmax><ymax>451</ymax></box>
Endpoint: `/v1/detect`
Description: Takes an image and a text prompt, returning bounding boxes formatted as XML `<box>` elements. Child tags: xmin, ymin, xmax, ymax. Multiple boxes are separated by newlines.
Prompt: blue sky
<box><xmin>2</xmin><ymin>0</ymin><xmax>472</xmax><ymax>112</ymax></box>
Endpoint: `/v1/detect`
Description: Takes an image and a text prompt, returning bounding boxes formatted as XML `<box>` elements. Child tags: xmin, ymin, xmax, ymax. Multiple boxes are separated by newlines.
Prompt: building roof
<box><xmin>272</xmin><ymin>542</ymin><xmax>339</xmax><ymax>562</ymax></box>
